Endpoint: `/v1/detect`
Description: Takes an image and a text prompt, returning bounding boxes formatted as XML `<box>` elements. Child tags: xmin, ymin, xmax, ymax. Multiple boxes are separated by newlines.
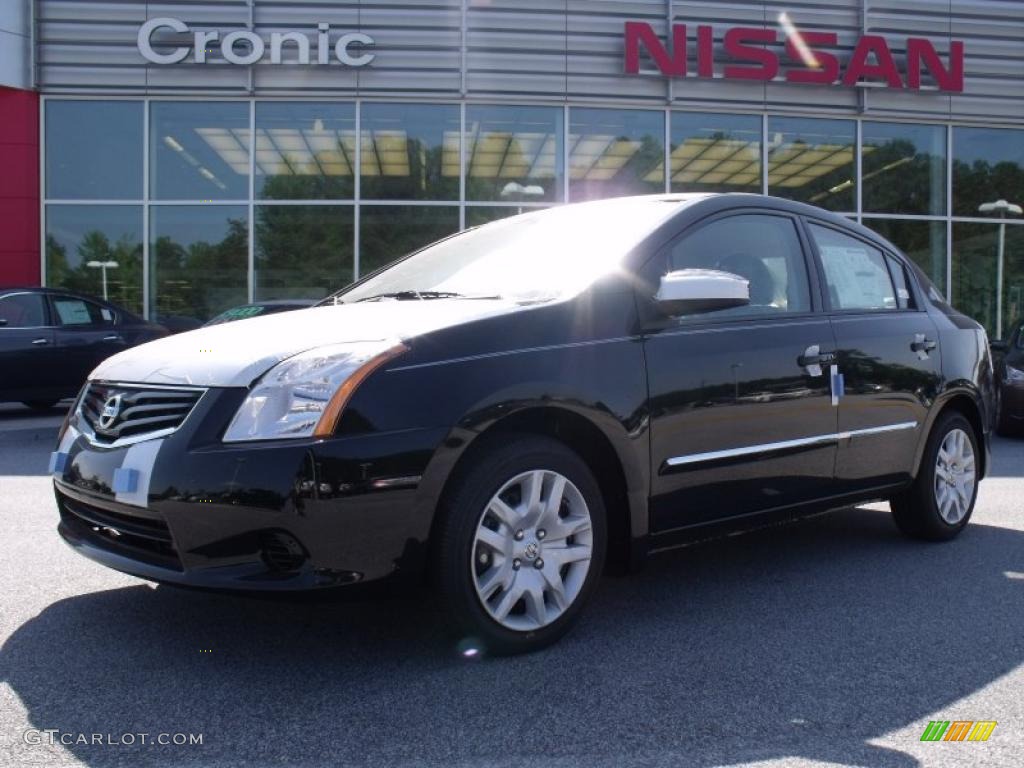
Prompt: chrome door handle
<box><xmin>797</xmin><ymin>344</ymin><xmax>835</xmax><ymax>376</ymax></box>
<box><xmin>102</xmin><ymin>334</ymin><xmax>123</xmax><ymax>342</ymax></box>
<box><xmin>911</xmin><ymin>334</ymin><xmax>937</xmax><ymax>358</ymax></box>
<box><xmin>31</xmin><ymin>338</ymin><xmax>49</xmax><ymax>346</ymax></box>
<box><xmin>910</xmin><ymin>337</ymin><xmax>936</xmax><ymax>352</ymax></box>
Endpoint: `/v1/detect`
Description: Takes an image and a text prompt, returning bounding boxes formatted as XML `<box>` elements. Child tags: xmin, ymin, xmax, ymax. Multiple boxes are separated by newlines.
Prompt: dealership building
<box><xmin>1</xmin><ymin>1</ymin><xmax>1022</xmax><ymax>335</ymax></box>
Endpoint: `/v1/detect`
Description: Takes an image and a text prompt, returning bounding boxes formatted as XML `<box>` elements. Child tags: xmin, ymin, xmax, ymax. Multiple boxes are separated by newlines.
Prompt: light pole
<box><xmin>85</xmin><ymin>260</ymin><xmax>119</xmax><ymax>301</ymax></box>
<box><xmin>500</xmin><ymin>182</ymin><xmax>545</xmax><ymax>214</ymax></box>
<box><xmin>978</xmin><ymin>200</ymin><xmax>1022</xmax><ymax>340</ymax></box>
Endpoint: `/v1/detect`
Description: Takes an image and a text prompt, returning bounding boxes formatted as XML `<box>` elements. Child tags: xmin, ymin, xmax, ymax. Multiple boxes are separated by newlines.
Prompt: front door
<box><xmin>805</xmin><ymin>221</ymin><xmax>942</xmax><ymax>493</ymax></box>
<box><xmin>642</xmin><ymin>212</ymin><xmax>838</xmax><ymax>534</ymax></box>
<box><xmin>49</xmin><ymin>294</ymin><xmax>128</xmax><ymax>392</ymax></box>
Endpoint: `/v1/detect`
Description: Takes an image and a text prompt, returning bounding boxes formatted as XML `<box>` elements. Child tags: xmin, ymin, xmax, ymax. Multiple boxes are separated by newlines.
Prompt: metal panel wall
<box><xmin>33</xmin><ymin>0</ymin><xmax>1024</xmax><ymax>123</ymax></box>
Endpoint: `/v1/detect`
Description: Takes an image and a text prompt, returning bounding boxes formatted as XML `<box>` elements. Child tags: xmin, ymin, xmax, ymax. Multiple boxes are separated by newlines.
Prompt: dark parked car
<box><xmin>51</xmin><ymin>194</ymin><xmax>994</xmax><ymax>654</ymax></box>
<box><xmin>204</xmin><ymin>299</ymin><xmax>318</xmax><ymax>326</ymax></box>
<box><xmin>0</xmin><ymin>287</ymin><xmax>168</xmax><ymax>409</ymax></box>
<box><xmin>991</xmin><ymin>318</ymin><xmax>1024</xmax><ymax>435</ymax></box>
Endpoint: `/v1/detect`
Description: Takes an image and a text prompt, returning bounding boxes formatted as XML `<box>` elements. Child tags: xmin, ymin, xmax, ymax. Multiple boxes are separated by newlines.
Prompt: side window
<box><xmin>0</xmin><ymin>293</ymin><xmax>47</xmax><ymax>328</ymax></box>
<box><xmin>665</xmin><ymin>214</ymin><xmax>811</xmax><ymax>316</ymax></box>
<box><xmin>885</xmin><ymin>255</ymin><xmax>915</xmax><ymax>310</ymax></box>
<box><xmin>809</xmin><ymin>224</ymin><xmax>896</xmax><ymax>311</ymax></box>
<box><xmin>51</xmin><ymin>297</ymin><xmax>113</xmax><ymax>326</ymax></box>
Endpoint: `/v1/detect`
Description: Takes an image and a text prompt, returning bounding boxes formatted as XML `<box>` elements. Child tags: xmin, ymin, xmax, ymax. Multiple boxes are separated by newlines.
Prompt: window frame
<box><xmin>802</xmin><ymin>217</ymin><xmax>928</xmax><ymax>316</ymax></box>
<box><xmin>637</xmin><ymin>208</ymin><xmax>824</xmax><ymax>329</ymax></box>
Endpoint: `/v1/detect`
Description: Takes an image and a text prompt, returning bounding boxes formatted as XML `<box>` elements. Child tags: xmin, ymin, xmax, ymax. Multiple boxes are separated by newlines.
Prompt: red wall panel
<box><xmin>0</xmin><ymin>87</ymin><xmax>40</xmax><ymax>288</ymax></box>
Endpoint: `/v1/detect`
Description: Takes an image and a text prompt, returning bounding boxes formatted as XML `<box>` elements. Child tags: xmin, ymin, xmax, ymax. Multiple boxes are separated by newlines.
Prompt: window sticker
<box><xmin>820</xmin><ymin>245</ymin><xmax>895</xmax><ymax>309</ymax></box>
<box><xmin>54</xmin><ymin>300</ymin><xmax>92</xmax><ymax>325</ymax></box>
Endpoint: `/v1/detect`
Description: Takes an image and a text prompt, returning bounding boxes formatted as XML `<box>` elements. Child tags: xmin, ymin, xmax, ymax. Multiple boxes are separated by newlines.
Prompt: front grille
<box><xmin>59</xmin><ymin>491</ymin><xmax>182</xmax><ymax>571</ymax></box>
<box><xmin>79</xmin><ymin>382</ymin><xmax>204</xmax><ymax>445</ymax></box>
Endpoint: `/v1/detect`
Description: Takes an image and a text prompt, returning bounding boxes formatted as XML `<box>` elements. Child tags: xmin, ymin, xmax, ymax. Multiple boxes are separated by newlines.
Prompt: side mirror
<box><xmin>655</xmin><ymin>269</ymin><xmax>750</xmax><ymax>316</ymax></box>
<box><xmin>990</xmin><ymin>339</ymin><xmax>1009</xmax><ymax>354</ymax></box>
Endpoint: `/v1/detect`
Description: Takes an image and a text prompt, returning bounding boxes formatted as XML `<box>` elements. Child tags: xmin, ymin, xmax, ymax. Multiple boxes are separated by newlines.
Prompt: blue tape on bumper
<box><xmin>112</xmin><ymin>467</ymin><xmax>139</xmax><ymax>494</ymax></box>
<box><xmin>48</xmin><ymin>452</ymin><xmax>68</xmax><ymax>474</ymax></box>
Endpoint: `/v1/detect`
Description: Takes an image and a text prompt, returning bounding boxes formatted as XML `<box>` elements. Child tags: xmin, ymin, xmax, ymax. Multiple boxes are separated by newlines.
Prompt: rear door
<box><xmin>0</xmin><ymin>291</ymin><xmax>59</xmax><ymax>399</ymax></box>
<box><xmin>805</xmin><ymin>221</ymin><xmax>942</xmax><ymax>493</ymax></box>
<box><xmin>49</xmin><ymin>294</ymin><xmax>128</xmax><ymax>390</ymax></box>
<box><xmin>641</xmin><ymin>211</ymin><xmax>839</xmax><ymax>533</ymax></box>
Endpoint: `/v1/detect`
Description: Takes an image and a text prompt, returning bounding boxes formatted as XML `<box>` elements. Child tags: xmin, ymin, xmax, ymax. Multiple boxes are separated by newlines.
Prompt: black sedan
<box><xmin>51</xmin><ymin>194</ymin><xmax>994</xmax><ymax>654</ymax></box>
<box><xmin>992</xmin><ymin>318</ymin><xmax>1024</xmax><ymax>435</ymax></box>
<box><xmin>0</xmin><ymin>287</ymin><xmax>167</xmax><ymax>409</ymax></box>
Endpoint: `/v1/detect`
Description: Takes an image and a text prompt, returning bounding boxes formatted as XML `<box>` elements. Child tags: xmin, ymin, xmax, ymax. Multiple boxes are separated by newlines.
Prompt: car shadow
<box><xmin>1</xmin><ymin>506</ymin><xmax>1020</xmax><ymax>767</ymax></box>
<box><xmin>0</xmin><ymin>403</ymin><xmax>70</xmax><ymax>476</ymax></box>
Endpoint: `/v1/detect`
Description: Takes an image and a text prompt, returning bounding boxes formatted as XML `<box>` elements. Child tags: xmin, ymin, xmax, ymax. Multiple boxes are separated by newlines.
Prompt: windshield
<box><xmin>334</xmin><ymin>199</ymin><xmax>683</xmax><ymax>304</ymax></box>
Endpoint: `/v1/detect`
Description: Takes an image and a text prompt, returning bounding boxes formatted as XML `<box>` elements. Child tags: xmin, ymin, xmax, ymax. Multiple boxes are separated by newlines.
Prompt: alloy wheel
<box><xmin>933</xmin><ymin>428</ymin><xmax>976</xmax><ymax>525</ymax></box>
<box><xmin>471</xmin><ymin>469</ymin><xmax>593</xmax><ymax>631</ymax></box>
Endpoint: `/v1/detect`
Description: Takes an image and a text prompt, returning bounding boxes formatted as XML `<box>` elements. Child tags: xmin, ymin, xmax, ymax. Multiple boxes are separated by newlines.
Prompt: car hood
<box><xmin>91</xmin><ymin>299</ymin><xmax>520</xmax><ymax>387</ymax></box>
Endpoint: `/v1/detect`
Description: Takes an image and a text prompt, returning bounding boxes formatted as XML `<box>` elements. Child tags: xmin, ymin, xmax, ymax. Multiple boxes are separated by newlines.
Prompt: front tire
<box><xmin>891</xmin><ymin>412</ymin><xmax>979</xmax><ymax>541</ymax></box>
<box><xmin>434</xmin><ymin>435</ymin><xmax>607</xmax><ymax>655</ymax></box>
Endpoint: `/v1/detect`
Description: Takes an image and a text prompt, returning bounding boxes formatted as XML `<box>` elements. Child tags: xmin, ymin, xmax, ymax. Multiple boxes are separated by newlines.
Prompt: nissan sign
<box><xmin>624</xmin><ymin>21</ymin><xmax>964</xmax><ymax>92</ymax></box>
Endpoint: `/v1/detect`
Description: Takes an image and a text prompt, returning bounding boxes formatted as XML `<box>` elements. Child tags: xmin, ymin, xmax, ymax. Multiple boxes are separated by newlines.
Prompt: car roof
<box><xmin>0</xmin><ymin>286</ymin><xmax>144</xmax><ymax>317</ymax></box>
<box><xmin>0</xmin><ymin>286</ymin><xmax>109</xmax><ymax>298</ymax></box>
<box><xmin>607</xmin><ymin>192</ymin><xmax>903</xmax><ymax>255</ymax></box>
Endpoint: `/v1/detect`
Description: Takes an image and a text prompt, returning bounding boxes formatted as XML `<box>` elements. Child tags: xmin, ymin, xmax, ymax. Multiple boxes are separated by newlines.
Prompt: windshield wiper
<box><xmin>353</xmin><ymin>291</ymin><xmax>500</xmax><ymax>303</ymax></box>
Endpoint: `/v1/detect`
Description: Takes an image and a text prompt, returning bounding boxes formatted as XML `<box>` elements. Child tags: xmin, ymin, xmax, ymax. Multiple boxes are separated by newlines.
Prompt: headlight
<box><xmin>223</xmin><ymin>341</ymin><xmax>407</xmax><ymax>442</ymax></box>
<box><xmin>1006</xmin><ymin>364</ymin><xmax>1024</xmax><ymax>384</ymax></box>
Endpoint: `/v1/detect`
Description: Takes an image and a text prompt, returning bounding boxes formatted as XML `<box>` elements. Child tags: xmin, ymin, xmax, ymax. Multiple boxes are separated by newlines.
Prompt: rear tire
<box><xmin>891</xmin><ymin>411</ymin><xmax>979</xmax><ymax>541</ymax></box>
<box><xmin>22</xmin><ymin>400</ymin><xmax>58</xmax><ymax>411</ymax></box>
<box><xmin>433</xmin><ymin>434</ymin><xmax>606</xmax><ymax>655</ymax></box>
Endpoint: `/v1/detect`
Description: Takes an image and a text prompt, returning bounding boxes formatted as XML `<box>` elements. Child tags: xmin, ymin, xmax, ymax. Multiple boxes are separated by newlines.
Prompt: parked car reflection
<box><xmin>203</xmin><ymin>299</ymin><xmax>317</xmax><ymax>327</ymax></box>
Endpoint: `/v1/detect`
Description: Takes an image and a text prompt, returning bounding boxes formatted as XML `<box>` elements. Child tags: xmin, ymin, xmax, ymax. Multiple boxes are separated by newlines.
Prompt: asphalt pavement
<box><xmin>0</xmin><ymin>402</ymin><xmax>1021</xmax><ymax>768</ymax></box>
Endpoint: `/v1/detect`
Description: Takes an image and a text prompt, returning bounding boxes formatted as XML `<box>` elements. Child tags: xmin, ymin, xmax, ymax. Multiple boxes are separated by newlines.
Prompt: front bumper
<box><xmin>53</xmin><ymin>386</ymin><xmax>449</xmax><ymax>591</ymax></box>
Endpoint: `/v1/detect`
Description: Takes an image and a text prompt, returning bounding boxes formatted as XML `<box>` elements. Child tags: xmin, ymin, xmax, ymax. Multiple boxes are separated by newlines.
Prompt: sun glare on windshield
<box><xmin>340</xmin><ymin>199</ymin><xmax>679</xmax><ymax>304</ymax></box>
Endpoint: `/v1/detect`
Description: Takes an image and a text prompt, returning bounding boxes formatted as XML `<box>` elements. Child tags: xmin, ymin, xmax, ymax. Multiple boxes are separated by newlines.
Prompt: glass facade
<box><xmin>569</xmin><ymin>108</ymin><xmax>664</xmax><ymax>201</ymax></box>
<box><xmin>150</xmin><ymin>206</ymin><xmax>248</xmax><ymax>324</ymax></box>
<box><xmin>255</xmin><ymin>102</ymin><xmax>356</xmax><ymax>201</ymax></box>
<box><xmin>862</xmin><ymin>122</ymin><xmax>945</xmax><ymax>216</ymax></box>
<box><xmin>42</xmin><ymin>100</ymin><xmax>1024</xmax><ymax>337</ymax></box>
<box><xmin>670</xmin><ymin>112</ymin><xmax>760</xmax><ymax>194</ymax></box>
<box><xmin>767</xmin><ymin>117</ymin><xmax>856</xmax><ymax>212</ymax></box>
<box><xmin>45</xmin><ymin>205</ymin><xmax>144</xmax><ymax>315</ymax></box>
<box><xmin>254</xmin><ymin>205</ymin><xmax>354</xmax><ymax>300</ymax></box>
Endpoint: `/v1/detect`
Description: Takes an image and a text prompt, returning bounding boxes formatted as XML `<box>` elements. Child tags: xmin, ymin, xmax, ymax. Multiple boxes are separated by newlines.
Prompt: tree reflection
<box><xmin>862</xmin><ymin>138</ymin><xmax>944</xmax><ymax>215</ymax></box>
<box><xmin>954</xmin><ymin>158</ymin><xmax>1024</xmax><ymax>216</ymax></box>
<box><xmin>152</xmin><ymin>217</ymin><xmax>248</xmax><ymax>323</ymax></box>
<box><xmin>46</xmin><ymin>232</ymin><xmax>143</xmax><ymax>314</ymax></box>
<box><xmin>255</xmin><ymin>203</ymin><xmax>353</xmax><ymax>300</ymax></box>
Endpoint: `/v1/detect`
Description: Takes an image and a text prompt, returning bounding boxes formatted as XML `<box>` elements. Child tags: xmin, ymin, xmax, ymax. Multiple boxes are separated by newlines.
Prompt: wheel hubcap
<box><xmin>934</xmin><ymin>428</ymin><xmax>976</xmax><ymax>525</ymax></box>
<box><xmin>471</xmin><ymin>469</ymin><xmax>593</xmax><ymax>631</ymax></box>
